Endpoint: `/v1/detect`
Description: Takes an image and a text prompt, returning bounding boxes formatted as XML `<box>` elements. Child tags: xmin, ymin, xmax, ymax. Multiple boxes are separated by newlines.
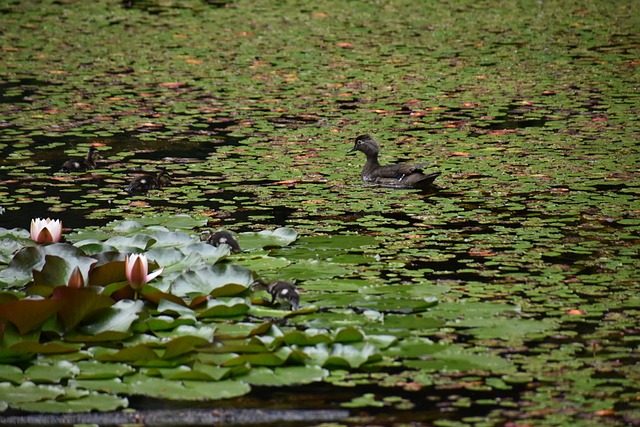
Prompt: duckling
<box><xmin>348</xmin><ymin>135</ymin><xmax>440</xmax><ymax>189</ymax></box>
<box><xmin>252</xmin><ymin>279</ymin><xmax>300</xmax><ymax>310</ymax></box>
<box><xmin>60</xmin><ymin>147</ymin><xmax>100</xmax><ymax>172</ymax></box>
<box><xmin>201</xmin><ymin>230</ymin><xmax>241</xmax><ymax>253</ymax></box>
<box><xmin>125</xmin><ymin>170</ymin><xmax>171</xmax><ymax>195</ymax></box>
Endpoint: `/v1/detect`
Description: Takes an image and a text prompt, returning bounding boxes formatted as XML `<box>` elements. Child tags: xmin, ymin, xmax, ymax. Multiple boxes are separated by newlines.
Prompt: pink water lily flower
<box><xmin>125</xmin><ymin>253</ymin><xmax>163</xmax><ymax>290</ymax></box>
<box><xmin>30</xmin><ymin>218</ymin><xmax>63</xmax><ymax>243</ymax></box>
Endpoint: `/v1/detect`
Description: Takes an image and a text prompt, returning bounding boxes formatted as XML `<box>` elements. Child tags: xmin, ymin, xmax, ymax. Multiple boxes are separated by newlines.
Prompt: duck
<box><xmin>60</xmin><ymin>147</ymin><xmax>100</xmax><ymax>172</ymax></box>
<box><xmin>252</xmin><ymin>279</ymin><xmax>300</xmax><ymax>310</ymax></box>
<box><xmin>348</xmin><ymin>135</ymin><xmax>440</xmax><ymax>189</ymax></box>
<box><xmin>125</xmin><ymin>170</ymin><xmax>171</xmax><ymax>195</ymax></box>
<box><xmin>201</xmin><ymin>230</ymin><xmax>241</xmax><ymax>253</ymax></box>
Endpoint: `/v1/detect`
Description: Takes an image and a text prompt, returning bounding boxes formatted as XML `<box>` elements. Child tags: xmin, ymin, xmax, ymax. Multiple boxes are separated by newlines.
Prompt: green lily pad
<box><xmin>171</xmin><ymin>264</ymin><xmax>253</xmax><ymax>298</ymax></box>
<box><xmin>237</xmin><ymin>227</ymin><xmax>298</xmax><ymax>250</ymax></box>
<box><xmin>14</xmin><ymin>391</ymin><xmax>128</xmax><ymax>413</ymax></box>
<box><xmin>240</xmin><ymin>365</ymin><xmax>327</xmax><ymax>386</ymax></box>
<box><xmin>197</xmin><ymin>298</ymin><xmax>250</xmax><ymax>318</ymax></box>
<box><xmin>79</xmin><ymin>299</ymin><xmax>145</xmax><ymax>335</ymax></box>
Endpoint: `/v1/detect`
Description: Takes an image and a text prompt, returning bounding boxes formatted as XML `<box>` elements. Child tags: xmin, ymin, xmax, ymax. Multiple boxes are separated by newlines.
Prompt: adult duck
<box><xmin>348</xmin><ymin>135</ymin><xmax>440</xmax><ymax>189</ymax></box>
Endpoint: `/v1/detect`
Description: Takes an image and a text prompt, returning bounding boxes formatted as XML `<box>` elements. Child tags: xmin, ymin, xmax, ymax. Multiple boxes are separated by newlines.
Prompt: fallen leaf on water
<box><xmin>158</xmin><ymin>82</ymin><xmax>185</xmax><ymax>88</ymax></box>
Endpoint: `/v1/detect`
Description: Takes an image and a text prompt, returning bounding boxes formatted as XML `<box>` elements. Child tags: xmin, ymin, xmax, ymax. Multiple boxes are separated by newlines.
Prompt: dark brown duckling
<box><xmin>201</xmin><ymin>230</ymin><xmax>241</xmax><ymax>253</ymax></box>
<box><xmin>125</xmin><ymin>170</ymin><xmax>171</xmax><ymax>195</ymax></box>
<box><xmin>252</xmin><ymin>279</ymin><xmax>300</xmax><ymax>310</ymax></box>
<box><xmin>348</xmin><ymin>135</ymin><xmax>440</xmax><ymax>189</ymax></box>
<box><xmin>60</xmin><ymin>147</ymin><xmax>100</xmax><ymax>172</ymax></box>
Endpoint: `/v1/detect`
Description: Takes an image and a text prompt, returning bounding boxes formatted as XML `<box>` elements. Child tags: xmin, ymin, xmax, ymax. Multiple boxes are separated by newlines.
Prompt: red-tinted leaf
<box><xmin>0</xmin><ymin>299</ymin><xmax>63</xmax><ymax>335</ymax></box>
<box><xmin>88</xmin><ymin>260</ymin><xmax>126</xmax><ymax>286</ymax></box>
<box><xmin>52</xmin><ymin>286</ymin><xmax>114</xmax><ymax>330</ymax></box>
<box><xmin>142</xmin><ymin>291</ymin><xmax>186</xmax><ymax>307</ymax></box>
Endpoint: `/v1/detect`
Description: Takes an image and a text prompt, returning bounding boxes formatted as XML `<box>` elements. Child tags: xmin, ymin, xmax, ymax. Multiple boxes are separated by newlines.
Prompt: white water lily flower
<box><xmin>30</xmin><ymin>218</ymin><xmax>62</xmax><ymax>243</ymax></box>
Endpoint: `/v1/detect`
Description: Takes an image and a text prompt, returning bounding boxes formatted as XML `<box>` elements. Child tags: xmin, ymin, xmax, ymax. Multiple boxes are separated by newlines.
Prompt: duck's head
<box><xmin>156</xmin><ymin>170</ymin><xmax>171</xmax><ymax>186</ymax></box>
<box><xmin>88</xmin><ymin>147</ymin><xmax>100</xmax><ymax>158</ymax></box>
<box><xmin>347</xmin><ymin>134</ymin><xmax>381</xmax><ymax>156</ymax></box>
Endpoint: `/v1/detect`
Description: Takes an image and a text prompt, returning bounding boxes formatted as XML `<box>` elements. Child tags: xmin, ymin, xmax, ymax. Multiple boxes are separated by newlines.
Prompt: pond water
<box><xmin>1</xmin><ymin>0</ymin><xmax>639</xmax><ymax>425</ymax></box>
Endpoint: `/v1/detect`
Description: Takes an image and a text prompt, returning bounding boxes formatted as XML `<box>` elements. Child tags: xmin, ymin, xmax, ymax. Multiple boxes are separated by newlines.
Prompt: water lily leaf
<box><xmin>137</xmin><ymin>314</ymin><xmax>195</xmax><ymax>332</ymax></box>
<box><xmin>152</xmin><ymin>324</ymin><xmax>216</xmax><ymax>342</ymax></box>
<box><xmin>0</xmin><ymin>298</ymin><xmax>63</xmax><ymax>335</ymax></box>
<box><xmin>171</xmin><ymin>264</ymin><xmax>253</xmax><ymax>298</ymax></box>
<box><xmin>403</xmin><ymin>346</ymin><xmax>515</xmax><ymax>372</ymax></box>
<box><xmin>66</xmin><ymin>330</ymin><xmax>133</xmax><ymax>343</ymax></box>
<box><xmin>384</xmin><ymin>337</ymin><xmax>447</xmax><ymax>358</ymax></box>
<box><xmin>69</xmin><ymin>378</ymin><xmax>131</xmax><ymax>395</ymax></box>
<box><xmin>79</xmin><ymin>299</ymin><xmax>145</xmax><ymax>335</ymax></box>
<box><xmin>111</xmin><ymin>220</ymin><xmax>144</xmax><ymax>233</ymax></box>
<box><xmin>10</xmin><ymin>340</ymin><xmax>82</xmax><ymax>355</ymax></box>
<box><xmin>24</xmin><ymin>360</ymin><xmax>79</xmax><ymax>383</ymax></box>
<box><xmin>0</xmin><ymin>365</ymin><xmax>23</xmax><ymax>384</ymax></box>
<box><xmin>0</xmin><ymin>381</ymin><xmax>64</xmax><ymax>404</ymax></box>
<box><xmin>141</xmin><ymin>290</ymin><xmax>186</xmax><ymax>307</ymax></box>
<box><xmin>87</xmin><ymin>258</ymin><xmax>126</xmax><ymax>287</ymax></box>
<box><xmin>103</xmin><ymin>234</ymin><xmax>156</xmax><ymax>252</ymax></box>
<box><xmin>52</xmin><ymin>286</ymin><xmax>115</xmax><ymax>330</ymax></box>
<box><xmin>237</xmin><ymin>227</ymin><xmax>298</xmax><ymax>250</ymax></box>
<box><xmin>453</xmin><ymin>317</ymin><xmax>557</xmax><ymax>340</ymax></box>
<box><xmin>324</xmin><ymin>343</ymin><xmax>382</xmax><ymax>369</ymax></box>
<box><xmin>71</xmin><ymin>240</ymin><xmax>116</xmax><ymax>256</ymax></box>
<box><xmin>14</xmin><ymin>391</ymin><xmax>128</xmax><ymax>413</ymax></box>
<box><xmin>162</xmin><ymin>335</ymin><xmax>211</xmax><ymax>359</ymax></box>
<box><xmin>191</xmin><ymin>362</ymin><xmax>232</xmax><ymax>381</ymax></box>
<box><xmin>143</xmin><ymin>247</ymin><xmax>185</xmax><ymax>267</ymax></box>
<box><xmin>240</xmin><ymin>365</ymin><xmax>327</xmax><ymax>386</ymax></box>
<box><xmin>366</xmin><ymin>314</ymin><xmax>444</xmax><ymax>336</ymax></box>
<box><xmin>184</xmin><ymin>242</ymin><xmax>230</xmax><ymax>264</ymax></box>
<box><xmin>97</xmin><ymin>344</ymin><xmax>160</xmax><ymax>363</ymax></box>
<box><xmin>145</xmin><ymin>231</ymin><xmax>194</xmax><ymax>248</ymax></box>
<box><xmin>197</xmin><ymin>298</ymin><xmax>250</xmax><ymax>318</ymax></box>
<box><xmin>123</xmin><ymin>373</ymin><xmax>251</xmax><ymax>400</ymax></box>
<box><xmin>304</xmin><ymin>343</ymin><xmax>381</xmax><ymax>369</ymax></box>
<box><xmin>282</xmin><ymin>329</ymin><xmax>333</xmax><ymax>346</ymax></box>
<box><xmin>157</xmin><ymin>298</ymin><xmax>195</xmax><ymax>316</ymax></box>
<box><xmin>124</xmin><ymin>375</ymin><xmax>187</xmax><ymax>398</ymax></box>
<box><xmin>223</xmin><ymin>348</ymin><xmax>292</xmax><ymax>367</ymax></box>
<box><xmin>235</xmin><ymin>255</ymin><xmax>291</xmax><ymax>273</ymax></box>
<box><xmin>147</xmin><ymin>244</ymin><xmax>228</xmax><ymax>270</ymax></box>
<box><xmin>183</xmin><ymin>379</ymin><xmax>251</xmax><ymax>400</ymax></box>
<box><xmin>0</xmin><ymin>238</ymin><xmax>23</xmax><ymax>265</ymax></box>
<box><xmin>132</xmin><ymin>214</ymin><xmax>204</xmax><ymax>230</ymax></box>
<box><xmin>76</xmin><ymin>360</ymin><xmax>135</xmax><ymax>379</ymax></box>
<box><xmin>31</xmin><ymin>253</ymin><xmax>94</xmax><ymax>288</ymax></box>
<box><xmin>0</xmin><ymin>244</ymin><xmax>86</xmax><ymax>288</ymax></box>
<box><xmin>277</xmin><ymin>259</ymin><xmax>352</xmax><ymax>281</ymax></box>
<box><xmin>334</xmin><ymin>327</ymin><xmax>365</xmax><ymax>343</ymax></box>
<box><xmin>341</xmin><ymin>393</ymin><xmax>385</xmax><ymax>408</ymax></box>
